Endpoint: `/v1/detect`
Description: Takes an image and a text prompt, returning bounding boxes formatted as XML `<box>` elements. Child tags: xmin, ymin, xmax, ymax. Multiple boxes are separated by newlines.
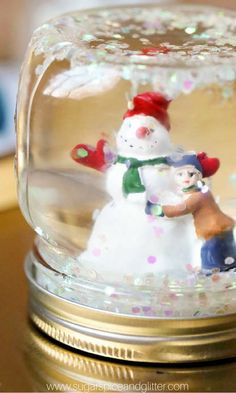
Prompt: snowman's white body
<box><xmin>78</xmin><ymin>115</ymin><xmax>201</xmax><ymax>282</ymax></box>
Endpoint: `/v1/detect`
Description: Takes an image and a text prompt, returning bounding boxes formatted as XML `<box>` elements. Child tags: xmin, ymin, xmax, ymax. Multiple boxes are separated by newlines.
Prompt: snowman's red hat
<box><xmin>123</xmin><ymin>92</ymin><xmax>171</xmax><ymax>130</ymax></box>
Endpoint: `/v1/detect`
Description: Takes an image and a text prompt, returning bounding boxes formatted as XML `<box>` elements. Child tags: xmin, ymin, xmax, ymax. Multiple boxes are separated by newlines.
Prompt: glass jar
<box><xmin>17</xmin><ymin>2</ymin><xmax>236</xmax><ymax>362</ymax></box>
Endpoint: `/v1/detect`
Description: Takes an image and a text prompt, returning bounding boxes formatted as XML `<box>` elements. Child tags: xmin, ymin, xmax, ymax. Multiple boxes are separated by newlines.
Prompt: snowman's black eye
<box><xmin>188</xmin><ymin>172</ymin><xmax>195</xmax><ymax>177</ymax></box>
<box><xmin>150</xmin><ymin>128</ymin><xmax>155</xmax><ymax>133</ymax></box>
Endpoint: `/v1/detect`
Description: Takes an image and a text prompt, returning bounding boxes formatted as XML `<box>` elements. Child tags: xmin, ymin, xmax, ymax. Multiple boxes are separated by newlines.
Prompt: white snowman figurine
<box><xmin>72</xmin><ymin>92</ymin><xmax>199</xmax><ymax>283</ymax></box>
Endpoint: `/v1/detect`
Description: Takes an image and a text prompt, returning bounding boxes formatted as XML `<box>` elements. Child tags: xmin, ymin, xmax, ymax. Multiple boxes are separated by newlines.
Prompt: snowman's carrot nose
<box><xmin>136</xmin><ymin>127</ymin><xmax>151</xmax><ymax>139</ymax></box>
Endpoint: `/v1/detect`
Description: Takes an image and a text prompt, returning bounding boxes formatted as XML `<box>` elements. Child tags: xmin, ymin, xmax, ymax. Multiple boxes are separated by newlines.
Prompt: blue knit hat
<box><xmin>167</xmin><ymin>154</ymin><xmax>203</xmax><ymax>174</ymax></box>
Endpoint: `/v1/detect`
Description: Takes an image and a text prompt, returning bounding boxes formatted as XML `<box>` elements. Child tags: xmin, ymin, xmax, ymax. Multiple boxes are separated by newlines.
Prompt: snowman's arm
<box><xmin>71</xmin><ymin>139</ymin><xmax>116</xmax><ymax>172</ymax></box>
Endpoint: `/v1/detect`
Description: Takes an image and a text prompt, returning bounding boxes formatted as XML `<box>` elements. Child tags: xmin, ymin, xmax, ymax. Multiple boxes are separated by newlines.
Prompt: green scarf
<box><xmin>116</xmin><ymin>155</ymin><xmax>168</xmax><ymax>196</ymax></box>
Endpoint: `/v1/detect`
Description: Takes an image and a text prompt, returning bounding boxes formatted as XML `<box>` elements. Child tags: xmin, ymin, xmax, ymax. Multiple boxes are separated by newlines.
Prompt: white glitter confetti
<box><xmin>225</xmin><ymin>257</ymin><xmax>235</xmax><ymax>265</ymax></box>
<box><xmin>185</xmin><ymin>26</ymin><xmax>197</xmax><ymax>35</ymax></box>
<box><xmin>105</xmin><ymin>286</ymin><xmax>115</xmax><ymax>296</ymax></box>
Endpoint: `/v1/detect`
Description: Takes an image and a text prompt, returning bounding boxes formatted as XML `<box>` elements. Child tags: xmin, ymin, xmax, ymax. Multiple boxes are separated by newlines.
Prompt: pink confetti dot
<box><xmin>153</xmin><ymin>226</ymin><xmax>164</xmax><ymax>237</ymax></box>
<box><xmin>73</xmin><ymin>267</ymin><xmax>80</xmax><ymax>276</ymax></box>
<box><xmin>142</xmin><ymin>306</ymin><xmax>152</xmax><ymax>313</ymax></box>
<box><xmin>187</xmin><ymin>276</ymin><xmax>196</xmax><ymax>286</ymax></box>
<box><xmin>212</xmin><ymin>274</ymin><xmax>221</xmax><ymax>283</ymax></box>
<box><xmin>111</xmin><ymin>293</ymin><xmax>119</xmax><ymax>299</ymax></box>
<box><xmin>149</xmin><ymin>195</ymin><xmax>159</xmax><ymax>203</ymax></box>
<box><xmin>92</xmin><ymin>248</ymin><xmax>101</xmax><ymax>257</ymax></box>
<box><xmin>183</xmin><ymin>80</ymin><xmax>193</xmax><ymax>90</ymax></box>
<box><xmin>147</xmin><ymin>255</ymin><xmax>157</xmax><ymax>264</ymax></box>
<box><xmin>147</xmin><ymin>215</ymin><xmax>156</xmax><ymax>223</ymax></box>
<box><xmin>98</xmin><ymin>234</ymin><xmax>107</xmax><ymax>242</ymax></box>
<box><xmin>186</xmin><ymin>263</ymin><xmax>194</xmax><ymax>272</ymax></box>
<box><xmin>164</xmin><ymin>310</ymin><xmax>174</xmax><ymax>317</ymax></box>
<box><xmin>132</xmin><ymin>306</ymin><xmax>141</xmax><ymax>314</ymax></box>
<box><xmin>169</xmin><ymin>293</ymin><xmax>177</xmax><ymax>300</ymax></box>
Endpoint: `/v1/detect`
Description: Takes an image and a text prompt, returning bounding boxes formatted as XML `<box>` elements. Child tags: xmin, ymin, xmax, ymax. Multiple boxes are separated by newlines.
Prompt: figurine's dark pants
<box><xmin>201</xmin><ymin>230</ymin><xmax>236</xmax><ymax>272</ymax></box>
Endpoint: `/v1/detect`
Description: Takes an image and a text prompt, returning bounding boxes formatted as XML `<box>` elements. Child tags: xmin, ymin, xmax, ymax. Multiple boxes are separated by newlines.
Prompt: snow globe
<box><xmin>16</xmin><ymin>3</ymin><xmax>236</xmax><ymax>362</ymax></box>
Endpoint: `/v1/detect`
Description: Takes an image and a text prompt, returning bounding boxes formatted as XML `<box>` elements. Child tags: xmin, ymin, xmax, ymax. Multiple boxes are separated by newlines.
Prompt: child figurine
<box><xmin>146</xmin><ymin>153</ymin><xmax>236</xmax><ymax>273</ymax></box>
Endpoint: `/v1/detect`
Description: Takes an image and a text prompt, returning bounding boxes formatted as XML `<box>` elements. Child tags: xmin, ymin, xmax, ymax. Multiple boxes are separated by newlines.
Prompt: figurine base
<box><xmin>25</xmin><ymin>256</ymin><xmax>236</xmax><ymax>363</ymax></box>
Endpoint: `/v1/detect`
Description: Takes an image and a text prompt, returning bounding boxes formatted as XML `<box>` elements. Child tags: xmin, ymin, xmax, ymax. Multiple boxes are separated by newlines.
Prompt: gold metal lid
<box><xmin>25</xmin><ymin>323</ymin><xmax>236</xmax><ymax>392</ymax></box>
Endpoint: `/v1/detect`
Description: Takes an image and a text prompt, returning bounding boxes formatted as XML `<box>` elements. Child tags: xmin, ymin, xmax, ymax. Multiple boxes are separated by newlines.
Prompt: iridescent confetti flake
<box><xmin>198</xmin><ymin>55</ymin><xmax>205</xmax><ymax>60</ymax></box>
<box><xmin>106</xmin><ymin>44</ymin><xmax>118</xmax><ymax>50</ymax></box>
<box><xmin>199</xmin><ymin>292</ymin><xmax>208</xmax><ymax>302</ymax></box>
<box><xmin>121</xmin><ymin>27</ymin><xmax>131</xmax><ymax>34</ymax></box>
<box><xmin>212</xmin><ymin>274</ymin><xmax>220</xmax><ymax>282</ymax></box>
<box><xmin>193</xmin><ymin>33</ymin><xmax>210</xmax><ymax>40</ymax></box>
<box><xmin>183</xmin><ymin>79</ymin><xmax>194</xmax><ymax>91</ymax></box>
<box><xmin>223</xmin><ymin>86</ymin><xmax>234</xmax><ymax>99</ymax></box>
<box><xmin>169</xmin><ymin>292</ymin><xmax>177</xmax><ymax>300</ymax></box>
<box><xmin>113</xmin><ymin>34</ymin><xmax>123</xmax><ymax>39</ymax></box>
<box><xmin>185</xmin><ymin>26</ymin><xmax>196</xmax><ymax>35</ymax></box>
<box><xmin>230</xmin><ymin>173</ymin><xmax>236</xmax><ymax>183</ymax></box>
<box><xmin>143</xmin><ymin>306</ymin><xmax>152</xmax><ymax>312</ymax></box>
<box><xmin>105</xmin><ymin>286</ymin><xmax>115</xmax><ymax>296</ymax></box>
<box><xmin>152</xmin><ymin>205</ymin><xmax>163</xmax><ymax>216</ymax></box>
<box><xmin>82</xmin><ymin>34</ymin><xmax>96</xmax><ymax>42</ymax></box>
<box><xmin>149</xmin><ymin>195</ymin><xmax>159</xmax><ymax>203</ymax></box>
<box><xmin>153</xmin><ymin>226</ymin><xmax>164</xmax><ymax>237</ymax></box>
<box><xmin>140</xmin><ymin>38</ymin><xmax>151</xmax><ymax>44</ymax></box>
<box><xmin>201</xmin><ymin>185</ymin><xmax>209</xmax><ymax>194</ymax></box>
<box><xmin>164</xmin><ymin>310</ymin><xmax>174</xmax><ymax>317</ymax></box>
<box><xmin>224</xmin><ymin>257</ymin><xmax>235</xmax><ymax>266</ymax></box>
<box><xmin>187</xmin><ymin>275</ymin><xmax>197</xmax><ymax>286</ymax></box>
<box><xmin>77</xmin><ymin>148</ymin><xmax>88</xmax><ymax>158</ymax></box>
<box><xmin>134</xmin><ymin>277</ymin><xmax>143</xmax><ymax>286</ymax></box>
<box><xmin>186</xmin><ymin>263</ymin><xmax>194</xmax><ymax>272</ymax></box>
<box><xmin>73</xmin><ymin>266</ymin><xmax>80</xmax><ymax>276</ymax></box>
<box><xmin>147</xmin><ymin>215</ymin><xmax>156</xmax><ymax>223</ymax></box>
<box><xmin>132</xmin><ymin>306</ymin><xmax>141</xmax><ymax>314</ymax></box>
<box><xmin>98</xmin><ymin>233</ymin><xmax>107</xmax><ymax>242</ymax></box>
<box><xmin>170</xmin><ymin>73</ymin><xmax>177</xmax><ymax>84</ymax></box>
<box><xmin>142</xmin><ymin>306</ymin><xmax>152</xmax><ymax>313</ymax></box>
<box><xmin>124</xmin><ymin>274</ymin><xmax>133</xmax><ymax>284</ymax></box>
<box><xmin>225</xmin><ymin>70</ymin><xmax>235</xmax><ymax>81</ymax></box>
<box><xmin>92</xmin><ymin>247</ymin><xmax>101</xmax><ymax>257</ymax></box>
<box><xmin>137</xmin><ymin>65</ymin><xmax>147</xmax><ymax>70</ymax></box>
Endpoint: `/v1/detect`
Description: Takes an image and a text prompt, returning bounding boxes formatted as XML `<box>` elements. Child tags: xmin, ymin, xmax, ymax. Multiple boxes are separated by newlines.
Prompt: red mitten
<box><xmin>71</xmin><ymin>139</ymin><xmax>112</xmax><ymax>172</ymax></box>
<box><xmin>197</xmin><ymin>152</ymin><xmax>220</xmax><ymax>178</ymax></box>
